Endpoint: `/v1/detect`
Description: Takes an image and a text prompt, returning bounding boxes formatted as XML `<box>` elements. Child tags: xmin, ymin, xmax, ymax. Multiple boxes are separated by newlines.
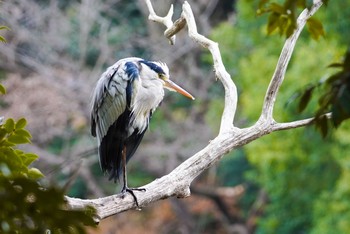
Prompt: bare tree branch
<box><xmin>271</xmin><ymin>113</ymin><xmax>332</xmax><ymax>131</ymax></box>
<box><xmin>180</xmin><ymin>2</ymin><xmax>238</xmax><ymax>133</ymax></box>
<box><xmin>260</xmin><ymin>0</ymin><xmax>324</xmax><ymax>123</ymax></box>
<box><xmin>145</xmin><ymin>0</ymin><xmax>176</xmax><ymax>44</ymax></box>
<box><xmin>65</xmin><ymin>0</ymin><xmax>325</xmax><ymax>223</ymax></box>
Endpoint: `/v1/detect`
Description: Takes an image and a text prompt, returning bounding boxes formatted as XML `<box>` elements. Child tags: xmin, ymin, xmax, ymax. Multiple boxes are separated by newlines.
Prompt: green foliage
<box><xmin>306</xmin><ymin>17</ymin><xmax>325</xmax><ymax>40</ymax></box>
<box><xmin>309</xmin><ymin>122</ymin><xmax>350</xmax><ymax>233</ymax></box>
<box><xmin>256</xmin><ymin>0</ymin><xmax>325</xmax><ymax>38</ymax></box>
<box><xmin>0</xmin><ymin>84</ymin><xmax>96</xmax><ymax>233</ymax></box>
<box><xmin>0</xmin><ymin>117</ymin><xmax>42</xmax><ymax>179</ymax></box>
<box><xmin>247</xmin><ymin>129</ymin><xmax>341</xmax><ymax>233</ymax></box>
<box><xmin>295</xmin><ymin>49</ymin><xmax>350</xmax><ymax>136</ymax></box>
<box><xmin>327</xmin><ymin>50</ymin><xmax>350</xmax><ymax>127</ymax></box>
<box><xmin>0</xmin><ymin>177</ymin><xmax>96</xmax><ymax>233</ymax></box>
<box><xmin>311</xmin><ymin>177</ymin><xmax>350</xmax><ymax>233</ymax></box>
<box><xmin>259</xmin><ymin>2</ymin><xmax>297</xmax><ymax>37</ymax></box>
<box><xmin>209</xmin><ymin>0</ymin><xmax>350</xmax><ymax>233</ymax></box>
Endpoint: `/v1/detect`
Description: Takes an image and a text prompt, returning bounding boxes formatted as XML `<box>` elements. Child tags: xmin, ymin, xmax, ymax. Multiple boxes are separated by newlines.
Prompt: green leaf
<box><xmin>307</xmin><ymin>17</ymin><xmax>325</xmax><ymax>40</ymax></box>
<box><xmin>318</xmin><ymin>91</ymin><xmax>332</xmax><ymax>110</ymax></box>
<box><xmin>28</xmin><ymin>168</ymin><xmax>44</xmax><ymax>179</ymax></box>
<box><xmin>285</xmin><ymin>17</ymin><xmax>296</xmax><ymax>37</ymax></box>
<box><xmin>0</xmin><ymin>26</ymin><xmax>10</xmax><ymax>31</ymax></box>
<box><xmin>343</xmin><ymin>49</ymin><xmax>350</xmax><ymax>70</ymax></box>
<box><xmin>22</xmin><ymin>153</ymin><xmax>38</xmax><ymax>166</ymax></box>
<box><xmin>0</xmin><ymin>129</ymin><xmax>7</xmax><ymax>141</ymax></box>
<box><xmin>298</xmin><ymin>86</ymin><xmax>314</xmax><ymax>112</ymax></box>
<box><xmin>0</xmin><ymin>140</ymin><xmax>16</xmax><ymax>147</ymax></box>
<box><xmin>2</xmin><ymin>148</ymin><xmax>23</xmax><ymax>172</ymax></box>
<box><xmin>0</xmin><ymin>84</ymin><xmax>6</xmax><ymax>94</ymax></box>
<box><xmin>269</xmin><ymin>3</ymin><xmax>285</xmax><ymax>14</ymax></box>
<box><xmin>331</xmin><ymin>82</ymin><xmax>350</xmax><ymax>127</ymax></box>
<box><xmin>328</xmin><ymin>63</ymin><xmax>343</xmax><ymax>68</ymax></box>
<box><xmin>338</xmin><ymin>85</ymin><xmax>350</xmax><ymax>115</ymax></box>
<box><xmin>326</xmin><ymin>71</ymin><xmax>343</xmax><ymax>85</ymax></box>
<box><xmin>7</xmin><ymin>134</ymin><xmax>30</xmax><ymax>144</ymax></box>
<box><xmin>3</xmin><ymin>118</ymin><xmax>15</xmax><ymax>133</ymax></box>
<box><xmin>331</xmin><ymin>102</ymin><xmax>342</xmax><ymax>127</ymax></box>
<box><xmin>317</xmin><ymin>115</ymin><xmax>329</xmax><ymax>137</ymax></box>
<box><xmin>0</xmin><ymin>26</ymin><xmax>9</xmax><ymax>43</ymax></box>
<box><xmin>267</xmin><ymin>13</ymin><xmax>281</xmax><ymax>35</ymax></box>
<box><xmin>15</xmin><ymin>118</ymin><xmax>27</xmax><ymax>129</ymax></box>
<box><xmin>14</xmin><ymin>129</ymin><xmax>32</xmax><ymax>139</ymax></box>
<box><xmin>0</xmin><ymin>36</ymin><xmax>6</xmax><ymax>43</ymax></box>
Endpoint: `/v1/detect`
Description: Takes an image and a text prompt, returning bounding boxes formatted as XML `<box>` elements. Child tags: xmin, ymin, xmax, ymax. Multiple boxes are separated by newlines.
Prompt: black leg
<box><xmin>120</xmin><ymin>146</ymin><xmax>146</xmax><ymax>207</ymax></box>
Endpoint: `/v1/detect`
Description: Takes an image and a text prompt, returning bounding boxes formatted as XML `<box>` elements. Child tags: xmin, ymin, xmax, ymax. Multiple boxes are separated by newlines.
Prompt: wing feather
<box><xmin>90</xmin><ymin>58</ymin><xmax>144</xmax><ymax>181</ymax></box>
<box><xmin>91</xmin><ymin>63</ymin><xmax>129</xmax><ymax>143</ymax></box>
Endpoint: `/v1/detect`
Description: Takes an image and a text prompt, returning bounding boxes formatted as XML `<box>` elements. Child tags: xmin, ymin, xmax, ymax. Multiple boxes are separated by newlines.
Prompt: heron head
<box><xmin>140</xmin><ymin>60</ymin><xmax>195</xmax><ymax>100</ymax></box>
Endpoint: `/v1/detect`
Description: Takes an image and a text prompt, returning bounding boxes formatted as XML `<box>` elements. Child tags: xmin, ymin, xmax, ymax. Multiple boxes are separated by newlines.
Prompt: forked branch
<box><xmin>65</xmin><ymin>0</ymin><xmax>324</xmax><ymax>222</ymax></box>
<box><xmin>145</xmin><ymin>0</ymin><xmax>176</xmax><ymax>44</ymax></box>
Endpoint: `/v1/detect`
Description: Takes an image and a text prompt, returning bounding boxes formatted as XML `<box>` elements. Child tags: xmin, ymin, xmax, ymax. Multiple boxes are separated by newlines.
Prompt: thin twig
<box><xmin>145</xmin><ymin>0</ymin><xmax>176</xmax><ymax>44</ymax></box>
<box><xmin>272</xmin><ymin>113</ymin><xmax>332</xmax><ymax>131</ymax></box>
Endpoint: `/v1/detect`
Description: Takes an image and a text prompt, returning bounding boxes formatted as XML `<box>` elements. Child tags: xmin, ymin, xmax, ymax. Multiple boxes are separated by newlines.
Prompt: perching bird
<box><xmin>90</xmin><ymin>57</ymin><xmax>194</xmax><ymax>206</ymax></box>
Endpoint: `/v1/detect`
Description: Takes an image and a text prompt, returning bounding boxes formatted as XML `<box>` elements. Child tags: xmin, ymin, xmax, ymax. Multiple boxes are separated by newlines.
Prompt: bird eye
<box><xmin>158</xmin><ymin>73</ymin><xmax>166</xmax><ymax>80</ymax></box>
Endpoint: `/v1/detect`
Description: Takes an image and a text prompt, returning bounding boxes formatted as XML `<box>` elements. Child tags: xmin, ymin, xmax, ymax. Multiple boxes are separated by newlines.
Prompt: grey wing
<box><xmin>90</xmin><ymin>63</ymin><xmax>130</xmax><ymax>145</ymax></box>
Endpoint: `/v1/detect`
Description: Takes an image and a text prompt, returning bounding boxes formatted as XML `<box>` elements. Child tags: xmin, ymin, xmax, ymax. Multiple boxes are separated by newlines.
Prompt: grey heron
<box><xmin>90</xmin><ymin>57</ymin><xmax>195</xmax><ymax>206</ymax></box>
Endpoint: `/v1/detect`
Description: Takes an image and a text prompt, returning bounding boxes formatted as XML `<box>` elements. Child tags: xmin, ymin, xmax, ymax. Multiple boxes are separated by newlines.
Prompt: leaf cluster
<box><xmin>0</xmin><ymin>117</ymin><xmax>43</xmax><ymax>179</ymax></box>
<box><xmin>257</xmin><ymin>0</ymin><xmax>325</xmax><ymax>39</ymax></box>
<box><xmin>0</xmin><ymin>86</ymin><xmax>96</xmax><ymax>233</ymax></box>
<box><xmin>0</xmin><ymin>177</ymin><xmax>96</xmax><ymax>233</ymax></box>
<box><xmin>296</xmin><ymin>49</ymin><xmax>350</xmax><ymax>136</ymax></box>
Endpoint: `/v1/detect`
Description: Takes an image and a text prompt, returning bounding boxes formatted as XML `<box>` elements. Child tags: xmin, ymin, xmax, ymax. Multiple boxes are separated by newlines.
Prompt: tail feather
<box><xmin>97</xmin><ymin>110</ymin><xmax>151</xmax><ymax>183</ymax></box>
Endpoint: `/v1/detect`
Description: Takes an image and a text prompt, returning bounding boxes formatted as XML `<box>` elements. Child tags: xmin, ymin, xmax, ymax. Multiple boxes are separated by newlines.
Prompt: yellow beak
<box><xmin>164</xmin><ymin>79</ymin><xmax>195</xmax><ymax>100</ymax></box>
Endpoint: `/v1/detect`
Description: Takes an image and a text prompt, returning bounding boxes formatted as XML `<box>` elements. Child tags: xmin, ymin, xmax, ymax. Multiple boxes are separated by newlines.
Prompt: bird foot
<box><xmin>121</xmin><ymin>187</ymin><xmax>146</xmax><ymax>208</ymax></box>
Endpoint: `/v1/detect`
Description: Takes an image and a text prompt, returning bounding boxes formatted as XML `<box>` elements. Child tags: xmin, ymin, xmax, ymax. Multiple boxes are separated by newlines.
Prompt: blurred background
<box><xmin>1</xmin><ymin>0</ymin><xmax>350</xmax><ymax>233</ymax></box>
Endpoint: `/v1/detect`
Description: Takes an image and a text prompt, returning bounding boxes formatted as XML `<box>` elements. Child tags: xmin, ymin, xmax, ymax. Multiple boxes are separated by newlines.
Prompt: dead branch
<box><xmin>145</xmin><ymin>0</ymin><xmax>176</xmax><ymax>44</ymax></box>
<box><xmin>65</xmin><ymin>0</ymin><xmax>324</xmax><ymax>222</ymax></box>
